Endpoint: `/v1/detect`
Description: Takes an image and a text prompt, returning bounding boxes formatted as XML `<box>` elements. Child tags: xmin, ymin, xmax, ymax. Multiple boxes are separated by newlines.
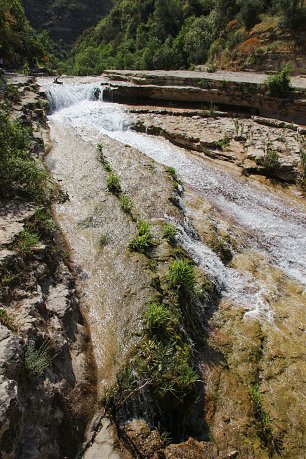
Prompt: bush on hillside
<box><xmin>266</xmin><ymin>64</ymin><xmax>292</xmax><ymax>97</ymax></box>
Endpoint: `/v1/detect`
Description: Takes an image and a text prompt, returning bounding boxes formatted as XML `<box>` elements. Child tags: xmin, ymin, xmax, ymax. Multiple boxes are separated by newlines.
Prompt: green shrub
<box><xmin>145</xmin><ymin>302</ymin><xmax>176</xmax><ymax>336</ymax></box>
<box><xmin>167</xmin><ymin>258</ymin><xmax>195</xmax><ymax>293</ymax></box>
<box><xmin>15</xmin><ymin>230</ymin><xmax>40</xmax><ymax>256</ymax></box>
<box><xmin>0</xmin><ymin>110</ymin><xmax>48</xmax><ymax>202</ymax></box>
<box><xmin>128</xmin><ymin>220</ymin><xmax>154</xmax><ymax>253</ymax></box>
<box><xmin>107</xmin><ymin>172</ymin><xmax>121</xmax><ymax>194</ymax></box>
<box><xmin>163</xmin><ymin>223</ymin><xmax>176</xmax><ymax>244</ymax></box>
<box><xmin>266</xmin><ymin>65</ymin><xmax>292</xmax><ymax>97</ymax></box>
<box><xmin>119</xmin><ymin>194</ymin><xmax>134</xmax><ymax>214</ymax></box>
<box><xmin>24</xmin><ymin>341</ymin><xmax>53</xmax><ymax>377</ymax></box>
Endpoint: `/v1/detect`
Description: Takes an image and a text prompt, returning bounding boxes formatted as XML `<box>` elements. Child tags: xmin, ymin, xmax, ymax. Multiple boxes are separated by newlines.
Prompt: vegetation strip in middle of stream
<box><xmin>96</xmin><ymin>143</ymin><xmax>216</xmax><ymax>442</ymax></box>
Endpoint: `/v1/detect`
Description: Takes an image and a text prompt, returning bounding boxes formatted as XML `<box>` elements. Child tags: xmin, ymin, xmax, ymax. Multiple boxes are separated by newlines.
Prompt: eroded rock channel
<box><xmin>4</xmin><ymin>75</ymin><xmax>304</xmax><ymax>458</ymax></box>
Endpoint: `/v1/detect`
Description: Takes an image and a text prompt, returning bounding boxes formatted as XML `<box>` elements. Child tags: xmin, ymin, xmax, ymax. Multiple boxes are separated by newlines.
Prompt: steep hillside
<box><xmin>71</xmin><ymin>0</ymin><xmax>306</xmax><ymax>74</ymax></box>
<box><xmin>21</xmin><ymin>0</ymin><xmax>113</xmax><ymax>44</ymax></box>
<box><xmin>0</xmin><ymin>0</ymin><xmax>47</xmax><ymax>68</ymax></box>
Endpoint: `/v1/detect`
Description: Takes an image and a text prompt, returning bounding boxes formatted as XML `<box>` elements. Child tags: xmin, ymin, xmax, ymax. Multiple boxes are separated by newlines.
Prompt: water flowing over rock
<box><xmin>41</xmin><ymin>77</ymin><xmax>306</xmax><ymax>459</ymax></box>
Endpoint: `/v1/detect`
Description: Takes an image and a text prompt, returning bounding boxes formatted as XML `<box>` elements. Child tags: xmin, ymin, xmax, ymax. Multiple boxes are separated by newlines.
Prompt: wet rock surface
<box><xmin>128</xmin><ymin>107</ymin><xmax>303</xmax><ymax>184</ymax></box>
<box><xmin>40</xmin><ymin>77</ymin><xmax>306</xmax><ymax>458</ymax></box>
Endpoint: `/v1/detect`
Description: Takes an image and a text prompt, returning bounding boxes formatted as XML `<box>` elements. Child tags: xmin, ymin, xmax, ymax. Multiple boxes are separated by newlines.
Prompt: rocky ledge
<box><xmin>127</xmin><ymin>106</ymin><xmax>304</xmax><ymax>184</ymax></box>
<box><xmin>103</xmin><ymin>70</ymin><xmax>306</xmax><ymax>124</ymax></box>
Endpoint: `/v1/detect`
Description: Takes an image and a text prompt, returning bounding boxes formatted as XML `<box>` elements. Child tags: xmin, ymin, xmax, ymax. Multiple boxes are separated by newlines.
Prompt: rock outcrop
<box><xmin>103</xmin><ymin>70</ymin><xmax>306</xmax><ymax>124</ymax></box>
<box><xmin>0</xmin><ymin>77</ymin><xmax>96</xmax><ymax>458</ymax></box>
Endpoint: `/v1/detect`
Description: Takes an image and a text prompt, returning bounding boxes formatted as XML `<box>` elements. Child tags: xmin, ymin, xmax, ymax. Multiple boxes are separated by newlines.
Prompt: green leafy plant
<box><xmin>266</xmin><ymin>65</ymin><xmax>292</xmax><ymax>97</ymax></box>
<box><xmin>119</xmin><ymin>194</ymin><xmax>134</xmax><ymax>215</ymax></box>
<box><xmin>24</xmin><ymin>341</ymin><xmax>53</xmax><ymax>377</ymax></box>
<box><xmin>145</xmin><ymin>302</ymin><xmax>177</xmax><ymax>336</ymax></box>
<box><xmin>215</xmin><ymin>134</ymin><xmax>231</xmax><ymax>149</ymax></box>
<box><xmin>162</xmin><ymin>223</ymin><xmax>176</xmax><ymax>244</ymax></box>
<box><xmin>128</xmin><ymin>220</ymin><xmax>154</xmax><ymax>253</ymax></box>
<box><xmin>249</xmin><ymin>383</ymin><xmax>276</xmax><ymax>453</ymax></box>
<box><xmin>167</xmin><ymin>258</ymin><xmax>195</xmax><ymax>293</ymax></box>
<box><xmin>107</xmin><ymin>172</ymin><xmax>121</xmax><ymax>194</ymax></box>
<box><xmin>15</xmin><ymin>230</ymin><xmax>40</xmax><ymax>256</ymax></box>
<box><xmin>0</xmin><ymin>110</ymin><xmax>49</xmax><ymax>202</ymax></box>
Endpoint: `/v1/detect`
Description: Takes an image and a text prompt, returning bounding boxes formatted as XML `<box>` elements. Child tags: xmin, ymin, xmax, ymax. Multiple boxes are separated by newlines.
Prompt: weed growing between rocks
<box><xmin>256</xmin><ymin>149</ymin><xmax>281</xmax><ymax>170</ymax></box>
<box><xmin>119</xmin><ymin>194</ymin><xmax>134</xmax><ymax>215</ymax></box>
<box><xmin>107</xmin><ymin>172</ymin><xmax>121</xmax><ymax>194</ymax></box>
<box><xmin>128</xmin><ymin>220</ymin><xmax>155</xmax><ymax>254</ymax></box>
<box><xmin>0</xmin><ymin>308</ymin><xmax>15</xmax><ymax>330</ymax></box>
<box><xmin>166</xmin><ymin>166</ymin><xmax>183</xmax><ymax>194</ymax></box>
<box><xmin>214</xmin><ymin>134</ymin><xmax>231</xmax><ymax>150</ymax></box>
<box><xmin>24</xmin><ymin>340</ymin><xmax>54</xmax><ymax>378</ymax></box>
<box><xmin>249</xmin><ymin>383</ymin><xmax>281</xmax><ymax>456</ymax></box>
<box><xmin>162</xmin><ymin>223</ymin><xmax>176</xmax><ymax>245</ymax></box>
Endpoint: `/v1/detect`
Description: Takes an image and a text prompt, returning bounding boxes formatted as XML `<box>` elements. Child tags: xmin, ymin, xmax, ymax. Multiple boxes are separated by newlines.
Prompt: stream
<box><xmin>39</xmin><ymin>76</ymin><xmax>306</xmax><ymax>458</ymax></box>
<box><xmin>41</xmin><ymin>76</ymin><xmax>306</xmax><ymax>353</ymax></box>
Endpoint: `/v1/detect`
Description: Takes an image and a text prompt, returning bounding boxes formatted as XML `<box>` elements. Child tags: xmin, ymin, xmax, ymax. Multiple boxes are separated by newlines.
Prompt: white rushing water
<box><xmin>42</xmin><ymin>79</ymin><xmax>306</xmax><ymax>321</ymax></box>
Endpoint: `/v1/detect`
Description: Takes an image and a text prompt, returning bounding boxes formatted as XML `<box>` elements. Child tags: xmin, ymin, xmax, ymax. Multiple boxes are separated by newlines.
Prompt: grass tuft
<box><xmin>24</xmin><ymin>341</ymin><xmax>53</xmax><ymax>378</ymax></box>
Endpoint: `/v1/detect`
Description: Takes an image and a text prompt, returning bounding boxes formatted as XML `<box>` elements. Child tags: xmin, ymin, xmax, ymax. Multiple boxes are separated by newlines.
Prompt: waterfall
<box><xmin>45</xmin><ymin>82</ymin><xmax>103</xmax><ymax>112</ymax></box>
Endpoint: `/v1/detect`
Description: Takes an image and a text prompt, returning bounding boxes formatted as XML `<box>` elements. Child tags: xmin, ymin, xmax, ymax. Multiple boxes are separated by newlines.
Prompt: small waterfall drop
<box><xmin>46</xmin><ymin>82</ymin><xmax>103</xmax><ymax>112</ymax></box>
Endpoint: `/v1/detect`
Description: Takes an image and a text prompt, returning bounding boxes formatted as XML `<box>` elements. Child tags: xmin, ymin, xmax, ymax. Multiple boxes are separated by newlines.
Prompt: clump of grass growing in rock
<box><xmin>255</xmin><ymin>149</ymin><xmax>280</xmax><ymax>170</ymax></box>
<box><xmin>24</xmin><ymin>341</ymin><xmax>53</xmax><ymax>378</ymax></box>
<box><xmin>167</xmin><ymin>258</ymin><xmax>195</xmax><ymax>294</ymax></box>
<box><xmin>208</xmin><ymin>234</ymin><xmax>232</xmax><ymax>263</ymax></box>
<box><xmin>145</xmin><ymin>302</ymin><xmax>178</xmax><ymax>337</ymax></box>
<box><xmin>162</xmin><ymin>223</ymin><xmax>176</xmax><ymax>245</ymax></box>
<box><xmin>214</xmin><ymin>134</ymin><xmax>231</xmax><ymax>150</ymax></box>
<box><xmin>249</xmin><ymin>383</ymin><xmax>277</xmax><ymax>454</ymax></box>
<box><xmin>119</xmin><ymin>194</ymin><xmax>134</xmax><ymax>215</ymax></box>
<box><xmin>166</xmin><ymin>166</ymin><xmax>178</xmax><ymax>180</ymax></box>
<box><xmin>166</xmin><ymin>166</ymin><xmax>183</xmax><ymax>194</ymax></box>
<box><xmin>266</xmin><ymin>64</ymin><xmax>292</xmax><ymax>98</ymax></box>
<box><xmin>128</xmin><ymin>220</ymin><xmax>154</xmax><ymax>253</ymax></box>
<box><xmin>99</xmin><ymin>234</ymin><xmax>109</xmax><ymax>248</ymax></box>
<box><xmin>0</xmin><ymin>308</ymin><xmax>15</xmax><ymax>330</ymax></box>
<box><xmin>107</xmin><ymin>172</ymin><xmax>121</xmax><ymax>194</ymax></box>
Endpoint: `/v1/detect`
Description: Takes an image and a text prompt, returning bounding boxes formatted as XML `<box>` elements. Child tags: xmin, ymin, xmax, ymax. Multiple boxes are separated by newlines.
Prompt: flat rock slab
<box><xmin>103</xmin><ymin>69</ymin><xmax>306</xmax><ymax>90</ymax></box>
<box><xmin>83</xmin><ymin>418</ymin><xmax>122</xmax><ymax>459</ymax></box>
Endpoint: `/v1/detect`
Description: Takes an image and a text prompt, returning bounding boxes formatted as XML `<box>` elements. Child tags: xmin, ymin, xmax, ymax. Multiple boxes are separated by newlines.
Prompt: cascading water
<box><xmin>41</xmin><ymin>78</ymin><xmax>306</xmax><ymax>323</ymax></box>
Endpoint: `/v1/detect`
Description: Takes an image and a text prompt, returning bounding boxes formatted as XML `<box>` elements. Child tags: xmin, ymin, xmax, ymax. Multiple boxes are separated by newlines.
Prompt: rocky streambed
<box><xmin>1</xmin><ymin>74</ymin><xmax>305</xmax><ymax>458</ymax></box>
<box><xmin>41</xmin><ymin>76</ymin><xmax>306</xmax><ymax>458</ymax></box>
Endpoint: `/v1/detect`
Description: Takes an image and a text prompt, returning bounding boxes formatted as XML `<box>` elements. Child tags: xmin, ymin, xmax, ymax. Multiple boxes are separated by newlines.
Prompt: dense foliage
<box><xmin>0</xmin><ymin>105</ymin><xmax>48</xmax><ymax>201</ymax></box>
<box><xmin>0</xmin><ymin>0</ymin><xmax>49</xmax><ymax>68</ymax></box>
<box><xmin>21</xmin><ymin>0</ymin><xmax>113</xmax><ymax>44</ymax></box>
<box><xmin>72</xmin><ymin>0</ymin><xmax>306</xmax><ymax>74</ymax></box>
